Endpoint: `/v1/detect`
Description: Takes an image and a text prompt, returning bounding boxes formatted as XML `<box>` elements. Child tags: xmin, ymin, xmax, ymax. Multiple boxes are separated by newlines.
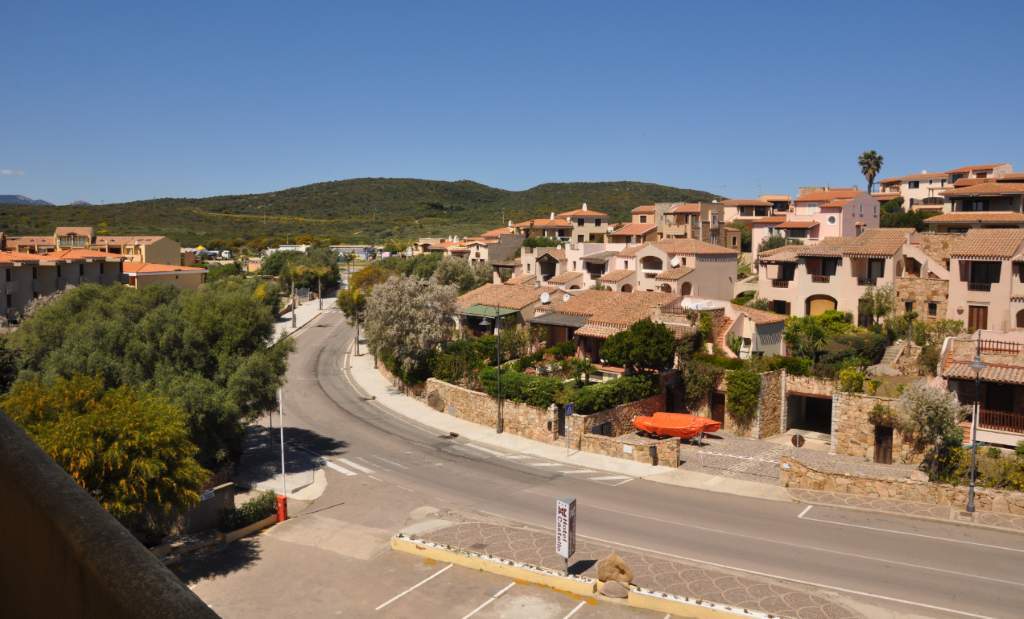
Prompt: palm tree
<box><xmin>858</xmin><ymin>150</ymin><xmax>884</xmax><ymax>193</ymax></box>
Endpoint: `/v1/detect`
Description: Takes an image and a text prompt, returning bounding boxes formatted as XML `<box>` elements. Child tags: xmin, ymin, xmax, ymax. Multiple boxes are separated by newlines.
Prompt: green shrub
<box><xmin>726</xmin><ymin>368</ymin><xmax>761</xmax><ymax>428</ymax></box>
<box><xmin>681</xmin><ymin>360</ymin><xmax>724</xmax><ymax>411</ymax></box>
<box><xmin>693</xmin><ymin>353</ymin><xmax>745</xmax><ymax>371</ymax></box>
<box><xmin>219</xmin><ymin>490</ymin><xmax>277</xmax><ymax>532</ymax></box>
<box><xmin>572</xmin><ymin>375</ymin><xmax>659</xmax><ymax>415</ymax></box>
<box><xmin>545</xmin><ymin>340</ymin><xmax>576</xmax><ymax>360</ymax></box>
<box><xmin>838</xmin><ymin>367</ymin><xmax>866</xmax><ymax>393</ymax></box>
<box><xmin>758</xmin><ymin>355</ymin><xmax>811</xmax><ymax>375</ymax></box>
<box><xmin>479</xmin><ymin>367</ymin><xmax>563</xmax><ymax>408</ymax></box>
<box><xmin>430</xmin><ymin>340</ymin><xmax>484</xmax><ymax>387</ymax></box>
<box><xmin>523</xmin><ymin>236</ymin><xmax>563</xmax><ymax>248</ymax></box>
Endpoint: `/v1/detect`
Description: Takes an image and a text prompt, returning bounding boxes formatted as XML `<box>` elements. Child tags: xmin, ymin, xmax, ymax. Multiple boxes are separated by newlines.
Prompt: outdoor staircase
<box><xmin>880</xmin><ymin>340</ymin><xmax>906</xmax><ymax>366</ymax></box>
<box><xmin>715</xmin><ymin>317</ymin><xmax>737</xmax><ymax>358</ymax></box>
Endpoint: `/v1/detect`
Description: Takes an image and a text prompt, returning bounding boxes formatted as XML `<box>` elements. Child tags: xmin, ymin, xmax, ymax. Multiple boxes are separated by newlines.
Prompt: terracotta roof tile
<box><xmin>949</xmin><ymin>229</ymin><xmax>1024</xmax><ymax>258</ymax></box>
<box><xmin>668</xmin><ymin>203</ymin><xmax>702</xmax><ymax>214</ymax></box>
<box><xmin>654</xmin><ymin>266</ymin><xmax>694</xmax><ymax>280</ymax></box>
<box><xmin>721</xmin><ymin>199</ymin><xmax>773</xmax><ymax>207</ymax></box>
<box><xmin>556</xmin><ymin>289</ymin><xmax>677</xmax><ymax>327</ymax></box>
<box><xmin>556</xmin><ymin>207</ymin><xmax>608</xmax><ymax>218</ymax></box>
<box><xmin>758</xmin><ymin>194</ymin><xmax>791</xmax><ymax>202</ymax></box>
<box><xmin>598</xmin><ymin>269</ymin><xmax>634</xmax><ymax>283</ymax></box>
<box><xmin>841</xmin><ymin>228</ymin><xmax>914</xmax><ymax>257</ymax></box>
<box><xmin>942</xmin><ymin>182</ymin><xmax>1024</xmax><ymax>197</ymax></box>
<box><xmin>945</xmin><ymin>163</ymin><xmax>1008</xmax><ymax>174</ymax></box>
<box><xmin>122</xmin><ymin>262</ymin><xmax>207</xmax><ymax>274</ymax></box>
<box><xmin>750</xmin><ymin>216</ymin><xmax>787</xmax><ymax>225</ymax></box>
<box><xmin>651</xmin><ymin>239</ymin><xmax>738</xmax><ymax>256</ymax></box>
<box><xmin>456</xmin><ymin>283</ymin><xmax>555</xmax><ymax>311</ymax></box>
<box><xmin>878</xmin><ymin>172</ymin><xmax>947</xmax><ymax>183</ymax></box>
<box><xmin>927</xmin><ymin>212</ymin><xmax>1024</xmax><ymax>224</ymax></box>
<box><xmin>731</xmin><ymin>303</ymin><xmax>787</xmax><ymax>325</ymax></box>
<box><xmin>546</xmin><ymin>271</ymin><xmax>582</xmax><ymax>285</ymax></box>
<box><xmin>794</xmin><ymin>188</ymin><xmax>860</xmax><ymax>203</ymax></box>
<box><xmin>631</xmin><ymin>205</ymin><xmax>655</xmax><ymax>214</ymax></box>
<box><xmin>775</xmin><ymin>220</ymin><xmax>819</xmax><ymax>230</ymax></box>
<box><xmin>608</xmin><ymin>222</ymin><xmax>657</xmax><ymax>237</ymax></box>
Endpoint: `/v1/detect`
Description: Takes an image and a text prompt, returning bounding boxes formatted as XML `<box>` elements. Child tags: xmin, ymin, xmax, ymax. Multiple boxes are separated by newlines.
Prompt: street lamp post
<box><xmin>966</xmin><ymin>340</ymin><xmax>986</xmax><ymax>513</ymax></box>
<box><xmin>481</xmin><ymin>308</ymin><xmax>503</xmax><ymax>434</ymax></box>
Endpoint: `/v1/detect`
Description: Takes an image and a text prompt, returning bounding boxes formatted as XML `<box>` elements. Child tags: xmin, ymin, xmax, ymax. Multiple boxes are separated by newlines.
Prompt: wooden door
<box><xmin>968</xmin><ymin>305</ymin><xmax>988</xmax><ymax>332</ymax></box>
<box><xmin>874</xmin><ymin>426</ymin><xmax>893</xmax><ymax>465</ymax></box>
<box><xmin>711</xmin><ymin>392</ymin><xmax>726</xmax><ymax>428</ymax></box>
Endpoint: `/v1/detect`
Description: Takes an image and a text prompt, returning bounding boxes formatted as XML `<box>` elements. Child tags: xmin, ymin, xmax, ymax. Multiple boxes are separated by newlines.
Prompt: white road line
<box><xmin>589</xmin><ymin>475</ymin><xmax>631</xmax><ymax>482</ymax></box>
<box><xmin>528</xmin><ymin>462</ymin><xmax>563</xmax><ymax>467</ymax></box>
<box><xmin>797</xmin><ymin>505</ymin><xmax>813</xmax><ymax>519</ymax></box>
<box><xmin>799</xmin><ymin>512</ymin><xmax>1024</xmax><ymax>554</ymax></box>
<box><xmin>374</xmin><ymin>564</ymin><xmax>453</xmax><ymax>611</ymax></box>
<box><xmin>464</xmin><ymin>443</ymin><xmax>507</xmax><ymax>457</ymax></box>
<box><xmin>579</xmin><ymin>503</ymin><xmax>1024</xmax><ymax>587</ymax></box>
<box><xmin>368</xmin><ymin>455</ymin><xmax>407</xmax><ymax>469</ymax></box>
<box><xmin>612</xmin><ymin>478</ymin><xmax>634</xmax><ymax>487</ymax></box>
<box><xmin>559</xmin><ymin>469</ymin><xmax>597</xmax><ymax>475</ymax></box>
<box><xmin>480</xmin><ymin>510</ymin><xmax>995</xmax><ymax>619</ymax></box>
<box><xmin>563</xmin><ymin>600</ymin><xmax>587</xmax><ymax>618</ymax></box>
<box><xmin>325</xmin><ymin>461</ymin><xmax>357</xmax><ymax>476</ymax></box>
<box><xmin>460</xmin><ymin>582</ymin><xmax>515</xmax><ymax>619</ymax></box>
<box><xmin>501</xmin><ymin>454</ymin><xmax>531</xmax><ymax>460</ymax></box>
<box><xmin>337</xmin><ymin>457</ymin><xmax>374</xmax><ymax>474</ymax></box>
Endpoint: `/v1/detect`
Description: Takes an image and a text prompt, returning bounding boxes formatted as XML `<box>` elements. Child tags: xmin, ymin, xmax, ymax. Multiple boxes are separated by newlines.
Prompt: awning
<box><xmin>527</xmin><ymin>312</ymin><xmax>589</xmax><ymax>328</ymax></box>
<box><xmin>460</xmin><ymin>304</ymin><xmax>520</xmax><ymax>318</ymax></box>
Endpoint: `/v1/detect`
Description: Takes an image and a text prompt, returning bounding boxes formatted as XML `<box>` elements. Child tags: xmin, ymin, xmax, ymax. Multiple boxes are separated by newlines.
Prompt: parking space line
<box><xmin>560</xmin><ymin>469</ymin><xmax>597</xmax><ymax>475</ymax></box>
<box><xmin>590</xmin><ymin>475</ymin><xmax>631</xmax><ymax>482</ymax></box>
<box><xmin>460</xmin><ymin>582</ymin><xmax>515</xmax><ymax>619</ymax></box>
<box><xmin>797</xmin><ymin>505</ymin><xmax>813</xmax><ymax>519</ymax></box>
<box><xmin>374</xmin><ymin>563</ymin><xmax>452</xmax><ymax>611</ymax></box>
<box><xmin>563</xmin><ymin>600</ymin><xmax>587</xmax><ymax>618</ymax></box>
<box><xmin>337</xmin><ymin>457</ymin><xmax>374</xmax><ymax>474</ymax></box>
<box><xmin>528</xmin><ymin>462</ymin><xmax>562</xmax><ymax>467</ymax></box>
<box><xmin>325</xmin><ymin>461</ymin><xmax>357</xmax><ymax>476</ymax></box>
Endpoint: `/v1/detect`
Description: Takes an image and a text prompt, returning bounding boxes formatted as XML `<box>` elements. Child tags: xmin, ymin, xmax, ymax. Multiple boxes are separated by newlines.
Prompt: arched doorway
<box><xmin>805</xmin><ymin>295</ymin><xmax>837</xmax><ymax>316</ymax></box>
<box><xmin>680</xmin><ymin>282</ymin><xmax>692</xmax><ymax>296</ymax></box>
<box><xmin>1017</xmin><ymin>309</ymin><xmax>1024</xmax><ymax>328</ymax></box>
<box><xmin>621</xmin><ymin>284</ymin><xmax>633</xmax><ymax>293</ymax></box>
<box><xmin>659</xmin><ymin>283</ymin><xmax>672</xmax><ymax>293</ymax></box>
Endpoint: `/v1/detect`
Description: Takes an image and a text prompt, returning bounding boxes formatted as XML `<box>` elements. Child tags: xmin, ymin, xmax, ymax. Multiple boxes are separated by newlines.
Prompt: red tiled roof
<box><xmin>631</xmin><ymin>205</ymin><xmax>655</xmax><ymax>214</ymax></box>
<box><xmin>122</xmin><ymin>262</ymin><xmax>207</xmax><ymax>275</ymax></box>
<box><xmin>721</xmin><ymin>199</ymin><xmax>772</xmax><ymax>207</ymax></box>
<box><xmin>953</xmin><ymin>178</ymin><xmax>988</xmax><ymax>188</ymax></box>
<box><xmin>942</xmin><ymin>182</ymin><xmax>1024</xmax><ymax>198</ymax></box>
<box><xmin>598</xmin><ymin>269</ymin><xmax>634</xmax><ymax>283</ymax></box>
<box><xmin>927</xmin><ymin>212</ymin><xmax>1024</xmax><ymax>225</ymax></box>
<box><xmin>45</xmin><ymin>249</ymin><xmax>124</xmax><ymax>261</ymax></box>
<box><xmin>654</xmin><ymin>266</ymin><xmax>694</xmax><ymax>280</ymax></box>
<box><xmin>480</xmin><ymin>226</ymin><xmax>514</xmax><ymax>239</ymax></box>
<box><xmin>514</xmin><ymin>218</ymin><xmax>572</xmax><ymax>229</ymax></box>
<box><xmin>651</xmin><ymin>239</ymin><xmax>738</xmax><ymax>256</ymax></box>
<box><xmin>608</xmin><ymin>222</ymin><xmax>657</xmax><ymax>237</ymax></box>
<box><xmin>750</xmin><ymin>216</ymin><xmax>787</xmax><ymax>225</ymax></box>
<box><xmin>556</xmin><ymin>207</ymin><xmax>608</xmax><ymax>218</ymax></box>
<box><xmin>794</xmin><ymin>188</ymin><xmax>860</xmax><ymax>202</ymax></box>
<box><xmin>731</xmin><ymin>303</ymin><xmax>787</xmax><ymax>325</ymax></box>
<box><xmin>456</xmin><ymin>283</ymin><xmax>556</xmax><ymax>311</ymax></box>
<box><xmin>878</xmin><ymin>172</ymin><xmax>947</xmax><ymax>184</ymax></box>
<box><xmin>949</xmin><ymin>229</ymin><xmax>1024</xmax><ymax>258</ymax></box>
<box><xmin>668</xmin><ymin>203</ymin><xmax>701</xmax><ymax>214</ymax></box>
<box><xmin>945</xmin><ymin>163</ymin><xmax>1008</xmax><ymax>174</ymax></box>
<box><xmin>547</xmin><ymin>271</ymin><xmax>582</xmax><ymax>285</ymax></box>
<box><xmin>775</xmin><ymin>220</ymin><xmax>819</xmax><ymax>230</ymax></box>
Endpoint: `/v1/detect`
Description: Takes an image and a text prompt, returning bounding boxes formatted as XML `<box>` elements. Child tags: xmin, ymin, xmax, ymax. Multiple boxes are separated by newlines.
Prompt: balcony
<box><xmin>857</xmin><ymin>277</ymin><xmax>878</xmax><ymax>286</ymax></box>
<box><xmin>979</xmin><ymin>409</ymin><xmax>1024</xmax><ymax>434</ymax></box>
<box><xmin>810</xmin><ymin>275</ymin><xmax>830</xmax><ymax>284</ymax></box>
<box><xmin>978</xmin><ymin>340</ymin><xmax>1023</xmax><ymax>354</ymax></box>
<box><xmin>771</xmin><ymin>280</ymin><xmax>790</xmax><ymax>288</ymax></box>
<box><xmin>968</xmin><ymin>281</ymin><xmax>992</xmax><ymax>292</ymax></box>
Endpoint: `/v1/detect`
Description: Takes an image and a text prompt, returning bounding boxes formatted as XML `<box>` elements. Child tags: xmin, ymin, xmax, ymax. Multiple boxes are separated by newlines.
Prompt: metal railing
<box><xmin>979</xmin><ymin>409</ymin><xmax>1024</xmax><ymax>434</ymax></box>
<box><xmin>811</xmin><ymin>275</ymin><xmax>830</xmax><ymax>283</ymax></box>
<box><xmin>968</xmin><ymin>281</ymin><xmax>992</xmax><ymax>292</ymax></box>
<box><xmin>771</xmin><ymin>280</ymin><xmax>790</xmax><ymax>288</ymax></box>
<box><xmin>978</xmin><ymin>340</ymin><xmax>1023</xmax><ymax>354</ymax></box>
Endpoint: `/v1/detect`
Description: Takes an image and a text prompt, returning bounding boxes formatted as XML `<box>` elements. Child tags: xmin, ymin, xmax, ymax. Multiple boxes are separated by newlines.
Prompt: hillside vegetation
<box><xmin>0</xmin><ymin>178</ymin><xmax>720</xmax><ymax>248</ymax></box>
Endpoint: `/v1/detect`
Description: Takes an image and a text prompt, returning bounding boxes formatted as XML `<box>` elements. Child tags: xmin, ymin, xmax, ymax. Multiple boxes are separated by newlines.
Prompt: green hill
<box><xmin>0</xmin><ymin>178</ymin><xmax>721</xmax><ymax>247</ymax></box>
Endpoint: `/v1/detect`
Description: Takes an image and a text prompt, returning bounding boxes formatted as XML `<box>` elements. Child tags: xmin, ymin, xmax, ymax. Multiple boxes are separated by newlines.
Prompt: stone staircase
<box><xmin>880</xmin><ymin>340</ymin><xmax>906</xmax><ymax>366</ymax></box>
<box><xmin>715</xmin><ymin>316</ymin><xmax>737</xmax><ymax>358</ymax></box>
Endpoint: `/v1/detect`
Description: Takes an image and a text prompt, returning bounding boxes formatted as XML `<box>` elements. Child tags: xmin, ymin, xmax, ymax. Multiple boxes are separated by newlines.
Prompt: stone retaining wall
<box><xmin>424</xmin><ymin>378</ymin><xmax>558</xmax><ymax>443</ymax></box>
<box><xmin>780</xmin><ymin>456</ymin><xmax>1024</xmax><ymax>515</ymax></box>
<box><xmin>831</xmin><ymin>392</ymin><xmax>924</xmax><ymax>464</ymax></box>
<box><xmin>579</xmin><ymin>433</ymin><xmax>679</xmax><ymax>468</ymax></box>
<box><xmin>565</xmin><ymin>392</ymin><xmax>665</xmax><ymax>449</ymax></box>
<box><xmin>756</xmin><ymin>370</ymin><xmax>783</xmax><ymax>439</ymax></box>
<box><xmin>785</xmin><ymin>374</ymin><xmax>836</xmax><ymax>398</ymax></box>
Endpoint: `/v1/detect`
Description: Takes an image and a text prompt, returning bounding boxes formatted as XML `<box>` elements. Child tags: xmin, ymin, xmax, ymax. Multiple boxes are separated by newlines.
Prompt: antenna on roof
<box><xmin>540</xmin><ymin>292</ymin><xmax>551</xmax><ymax>304</ymax></box>
<box><xmin>670</xmin><ymin>256</ymin><xmax>681</xmax><ymax>268</ymax></box>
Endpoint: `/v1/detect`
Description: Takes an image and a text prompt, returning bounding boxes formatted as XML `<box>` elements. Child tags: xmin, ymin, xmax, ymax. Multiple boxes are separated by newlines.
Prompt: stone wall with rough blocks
<box><xmin>580</xmin><ymin>433</ymin><xmax>679</xmax><ymax>467</ymax></box>
<box><xmin>895</xmin><ymin>277</ymin><xmax>949</xmax><ymax>324</ymax></box>
<box><xmin>831</xmin><ymin>392</ymin><xmax>924</xmax><ymax>464</ymax></box>
<box><xmin>780</xmin><ymin>456</ymin><xmax>1024</xmax><ymax>515</ymax></box>
<box><xmin>756</xmin><ymin>370</ymin><xmax>783</xmax><ymax>439</ymax></box>
<box><xmin>424</xmin><ymin>378</ymin><xmax>558</xmax><ymax>443</ymax></box>
<box><xmin>565</xmin><ymin>392</ymin><xmax>666</xmax><ymax>449</ymax></box>
<box><xmin>785</xmin><ymin>375</ymin><xmax>836</xmax><ymax>398</ymax></box>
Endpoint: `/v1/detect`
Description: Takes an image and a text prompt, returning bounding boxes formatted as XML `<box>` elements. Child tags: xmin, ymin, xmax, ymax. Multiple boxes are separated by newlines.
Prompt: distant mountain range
<box><xmin>0</xmin><ymin>194</ymin><xmax>53</xmax><ymax>206</ymax></box>
<box><xmin>0</xmin><ymin>178</ymin><xmax>722</xmax><ymax>246</ymax></box>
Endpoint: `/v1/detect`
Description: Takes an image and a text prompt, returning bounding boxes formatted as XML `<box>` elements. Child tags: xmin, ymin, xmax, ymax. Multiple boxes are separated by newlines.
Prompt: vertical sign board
<box><xmin>555</xmin><ymin>497</ymin><xmax>576</xmax><ymax>562</ymax></box>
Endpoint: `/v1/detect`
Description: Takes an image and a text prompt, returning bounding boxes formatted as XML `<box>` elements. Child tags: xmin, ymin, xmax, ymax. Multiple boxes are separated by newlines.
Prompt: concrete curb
<box><xmin>391</xmin><ymin>533</ymin><xmax>764</xmax><ymax>618</ymax></box>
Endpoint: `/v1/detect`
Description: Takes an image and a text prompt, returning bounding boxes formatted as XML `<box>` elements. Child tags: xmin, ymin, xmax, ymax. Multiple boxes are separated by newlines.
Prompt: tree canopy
<box><xmin>858</xmin><ymin>150</ymin><xmax>884</xmax><ymax>192</ymax></box>
<box><xmin>5</xmin><ymin>280</ymin><xmax>290</xmax><ymax>468</ymax></box>
<box><xmin>600</xmin><ymin>319</ymin><xmax>676</xmax><ymax>374</ymax></box>
<box><xmin>2</xmin><ymin>374</ymin><xmax>208</xmax><ymax>537</ymax></box>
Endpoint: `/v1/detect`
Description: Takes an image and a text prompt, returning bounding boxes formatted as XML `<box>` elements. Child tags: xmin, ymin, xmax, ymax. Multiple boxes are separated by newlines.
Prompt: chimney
<box><xmin>550</xmin><ymin>212</ymin><xmax>555</xmax><ymax>220</ymax></box>
<box><xmin>508</xmin><ymin>219</ymin><xmax>513</xmax><ymax>227</ymax></box>
<box><xmin>582</xmin><ymin>202</ymin><xmax>588</xmax><ymax>211</ymax></box>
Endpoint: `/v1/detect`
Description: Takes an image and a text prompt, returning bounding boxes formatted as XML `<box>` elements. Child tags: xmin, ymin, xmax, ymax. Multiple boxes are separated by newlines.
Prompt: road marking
<box><xmin>563</xmin><ymin>600</ymin><xmax>587</xmax><ymax>618</ymax></box>
<box><xmin>797</xmin><ymin>505</ymin><xmax>813</xmax><ymax>519</ymax></box>
<box><xmin>560</xmin><ymin>469</ymin><xmax>597</xmax><ymax>475</ymax></box>
<box><xmin>460</xmin><ymin>582</ymin><xmax>515</xmax><ymax>619</ymax></box>
<box><xmin>464</xmin><ymin>443</ymin><xmax>507</xmax><ymax>457</ymax></box>
<box><xmin>580</xmin><ymin>503</ymin><xmax>1024</xmax><ymax>587</ymax></box>
<box><xmin>481</xmin><ymin>510</ymin><xmax>995</xmax><ymax>619</ymax></box>
<box><xmin>528</xmin><ymin>462</ymin><xmax>563</xmax><ymax>467</ymax></box>
<box><xmin>612</xmin><ymin>478</ymin><xmax>634</xmax><ymax>486</ymax></box>
<box><xmin>368</xmin><ymin>455</ymin><xmax>407</xmax><ymax>469</ymax></box>
<box><xmin>501</xmin><ymin>454</ymin><xmax>531</xmax><ymax>460</ymax></box>
<box><xmin>337</xmin><ymin>457</ymin><xmax>374</xmax><ymax>474</ymax></box>
<box><xmin>325</xmin><ymin>461</ymin><xmax>356</xmax><ymax>476</ymax></box>
<box><xmin>799</xmin><ymin>509</ymin><xmax>1024</xmax><ymax>553</ymax></box>
<box><xmin>589</xmin><ymin>475</ymin><xmax>631</xmax><ymax>482</ymax></box>
<box><xmin>374</xmin><ymin>564</ymin><xmax>453</xmax><ymax>610</ymax></box>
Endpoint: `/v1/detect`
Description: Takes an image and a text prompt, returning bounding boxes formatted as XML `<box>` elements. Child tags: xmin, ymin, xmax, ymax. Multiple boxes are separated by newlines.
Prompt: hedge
<box><xmin>479</xmin><ymin>366</ymin><xmax>562</xmax><ymax>408</ymax></box>
<box><xmin>572</xmin><ymin>375</ymin><xmax>659</xmax><ymax>415</ymax></box>
<box><xmin>726</xmin><ymin>368</ymin><xmax>761</xmax><ymax>429</ymax></box>
<box><xmin>219</xmin><ymin>490</ymin><xmax>277</xmax><ymax>532</ymax></box>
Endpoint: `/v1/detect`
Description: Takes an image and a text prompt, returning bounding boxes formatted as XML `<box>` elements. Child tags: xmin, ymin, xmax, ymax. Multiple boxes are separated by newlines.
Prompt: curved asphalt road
<box><xmin>282</xmin><ymin>311</ymin><xmax>1024</xmax><ymax>619</ymax></box>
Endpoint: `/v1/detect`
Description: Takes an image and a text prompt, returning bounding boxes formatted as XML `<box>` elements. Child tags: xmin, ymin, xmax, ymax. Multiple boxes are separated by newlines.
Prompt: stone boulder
<box><xmin>598</xmin><ymin>579</ymin><xmax>628</xmax><ymax>598</ymax></box>
<box><xmin>596</xmin><ymin>553</ymin><xmax>633</xmax><ymax>584</ymax></box>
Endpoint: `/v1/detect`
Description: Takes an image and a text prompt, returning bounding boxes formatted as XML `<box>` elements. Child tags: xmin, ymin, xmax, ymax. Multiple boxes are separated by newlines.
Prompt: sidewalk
<box><xmin>343</xmin><ymin>344</ymin><xmax>789</xmax><ymax>502</ymax></box>
<box><xmin>406</xmin><ymin>519</ymin><xmax>860</xmax><ymax>619</ymax></box>
<box><xmin>274</xmin><ymin>297</ymin><xmax>330</xmax><ymax>341</ymax></box>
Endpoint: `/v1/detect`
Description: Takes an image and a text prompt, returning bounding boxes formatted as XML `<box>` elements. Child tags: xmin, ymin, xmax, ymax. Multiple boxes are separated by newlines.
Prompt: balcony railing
<box><xmin>771</xmin><ymin>280</ymin><xmax>790</xmax><ymax>288</ymax></box>
<box><xmin>979</xmin><ymin>409</ymin><xmax>1024</xmax><ymax>434</ymax></box>
<box><xmin>968</xmin><ymin>281</ymin><xmax>992</xmax><ymax>292</ymax></box>
<box><xmin>857</xmin><ymin>277</ymin><xmax>878</xmax><ymax>286</ymax></box>
<box><xmin>978</xmin><ymin>340</ymin><xmax>1023</xmax><ymax>354</ymax></box>
<box><xmin>811</xmin><ymin>275</ymin><xmax>830</xmax><ymax>283</ymax></box>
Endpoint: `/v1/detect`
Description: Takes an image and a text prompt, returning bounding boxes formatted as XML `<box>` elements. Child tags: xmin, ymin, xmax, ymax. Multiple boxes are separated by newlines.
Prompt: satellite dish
<box><xmin>669</xmin><ymin>256</ymin><xmax>681</xmax><ymax>268</ymax></box>
<box><xmin>540</xmin><ymin>292</ymin><xmax>551</xmax><ymax>304</ymax></box>
<box><xmin>562</xmin><ymin>293</ymin><xmax>571</xmax><ymax>302</ymax></box>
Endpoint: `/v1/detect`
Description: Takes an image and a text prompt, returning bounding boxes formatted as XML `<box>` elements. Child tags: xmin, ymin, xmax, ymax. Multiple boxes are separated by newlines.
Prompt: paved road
<box><xmin>282</xmin><ymin>312</ymin><xmax>1024</xmax><ymax>619</ymax></box>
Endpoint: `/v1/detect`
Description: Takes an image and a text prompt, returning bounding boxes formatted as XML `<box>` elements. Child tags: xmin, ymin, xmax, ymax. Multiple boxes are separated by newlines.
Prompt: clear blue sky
<box><xmin>4</xmin><ymin>0</ymin><xmax>1023</xmax><ymax>205</ymax></box>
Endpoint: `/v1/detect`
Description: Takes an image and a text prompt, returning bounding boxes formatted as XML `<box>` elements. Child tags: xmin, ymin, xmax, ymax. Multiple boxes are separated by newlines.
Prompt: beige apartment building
<box><xmin>556</xmin><ymin>204</ymin><xmax>608</xmax><ymax>243</ymax></box>
<box><xmin>940</xmin><ymin>333</ymin><xmax>1024</xmax><ymax>448</ymax></box>
<box><xmin>600</xmin><ymin>239</ymin><xmax>738</xmax><ymax>300</ymax></box>
<box><xmin>0</xmin><ymin>248</ymin><xmax>124</xmax><ymax>321</ymax></box>
<box><xmin>878</xmin><ymin>163</ymin><xmax>1014</xmax><ymax>213</ymax></box>
<box><xmin>946</xmin><ymin>229</ymin><xmax>1024</xmax><ymax>332</ymax></box>
<box><xmin>121</xmin><ymin>262</ymin><xmax>207</xmax><ymax>290</ymax></box>
<box><xmin>4</xmin><ymin>227</ymin><xmax>182</xmax><ymax>265</ymax></box>
<box><xmin>927</xmin><ymin>179</ymin><xmax>1024</xmax><ymax>232</ymax></box>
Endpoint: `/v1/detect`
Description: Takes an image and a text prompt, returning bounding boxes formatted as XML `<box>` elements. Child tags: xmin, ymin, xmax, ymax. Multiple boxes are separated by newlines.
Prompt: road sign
<box><xmin>555</xmin><ymin>497</ymin><xmax>576</xmax><ymax>561</ymax></box>
<box><xmin>564</xmin><ymin>402</ymin><xmax>575</xmax><ymax>416</ymax></box>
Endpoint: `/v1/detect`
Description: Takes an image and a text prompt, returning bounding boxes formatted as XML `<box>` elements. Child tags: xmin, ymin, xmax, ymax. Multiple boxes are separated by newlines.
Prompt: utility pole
<box><xmin>278</xmin><ymin>388</ymin><xmax>287</xmax><ymax>496</ymax></box>
<box><xmin>495</xmin><ymin>305</ymin><xmax>503</xmax><ymax>434</ymax></box>
<box><xmin>967</xmin><ymin>335</ymin><xmax>986</xmax><ymax>513</ymax></box>
<box><xmin>317</xmin><ymin>276</ymin><xmax>323</xmax><ymax>311</ymax></box>
<box><xmin>291</xmin><ymin>279</ymin><xmax>297</xmax><ymax>329</ymax></box>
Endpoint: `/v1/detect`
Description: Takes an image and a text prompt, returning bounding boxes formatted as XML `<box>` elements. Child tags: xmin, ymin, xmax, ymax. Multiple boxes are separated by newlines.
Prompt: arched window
<box><xmin>621</xmin><ymin>284</ymin><xmax>633</xmax><ymax>293</ymax></box>
<box><xmin>1017</xmin><ymin>309</ymin><xmax>1024</xmax><ymax>328</ymax></box>
<box><xmin>660</xmin><ymin>283</ymin><xmax>672</xmax><ymax>293</ymax></box>
<box><xmin>681</xmin><ymin>282</ymin><xmax>692</xmax><ymax>296</ymax></box>
<box><xmin>640</xmin><ymin>256</ymin><xmax>663</xmax><ymax>271</ymax></box>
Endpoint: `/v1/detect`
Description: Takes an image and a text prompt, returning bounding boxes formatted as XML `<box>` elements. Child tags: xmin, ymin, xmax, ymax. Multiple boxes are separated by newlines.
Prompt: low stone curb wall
<box><xmin>424</xmin><ymin>378</ymin><xmax>557</xmax><ymax>443</ymax></box>
<box><xmin>780</xmin><ymin>456</ymin><xmax>1024</xmax><ymax>515</ymax></box>
<box><xmin>154</xmin><ymin>515</ymin><xmax>278</xmax><ymax>564</ymax></box>
<box><xmin>390</xmin><ymin>534</ymin><xmax>751</xmax><ymax>618</ymax></box>
<box><xmin>579</xmin><ymin>433</ymin><xmax>679</xmax><ymax>468</ymax></box>
<box><xmin>566</xmin><ymin>393</ymin><xmax>665</xmax><ymax>450</ymax></box>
